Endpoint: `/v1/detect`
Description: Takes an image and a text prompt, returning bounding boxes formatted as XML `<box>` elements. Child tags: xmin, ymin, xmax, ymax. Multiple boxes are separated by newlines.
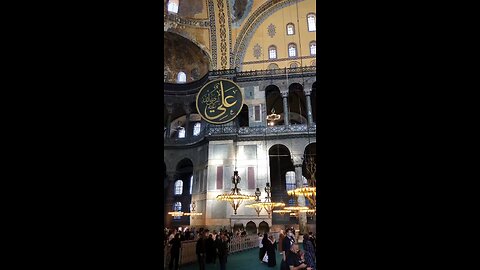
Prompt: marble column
<box><xmin>184</xmin><ymin>104</ymin><xmax>191</xmax><ymax>139</ymax></box>
<box><xmin>165</xmin><ymin>104</ymin><xmax>174</xmax><ymax>138</ymax></box>
<box><xmin>293</xmin><ymin>157</ymin><xmax>307</xmax><ymax>235</ymax></box>
<box><xmin>304</xmin><ymin>89</ymin><xmax>313</xmax><ymax>126</ymax></box>
<box><xmin>281</xmin><ymin>91</ymin><xmax>290</xmax><ymax>126</ymax></box>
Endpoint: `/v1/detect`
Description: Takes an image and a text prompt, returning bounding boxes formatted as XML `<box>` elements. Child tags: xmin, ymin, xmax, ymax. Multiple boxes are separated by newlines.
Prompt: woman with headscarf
<box><xmin>265</xmin><ymin>235</ymin><xmax>277</xmax><ymax>267</ymax></box>
<box><xmin>260</xmin><ymin>233</ymin><xmax>269</xmax><ymax>263</ymax></box>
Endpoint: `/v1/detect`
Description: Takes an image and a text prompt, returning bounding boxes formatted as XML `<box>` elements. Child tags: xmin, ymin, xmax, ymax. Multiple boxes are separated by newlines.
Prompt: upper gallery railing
<box><xmin>164</xmin><ymin>66</ymin><xmax>316</xmax><ymax>94</ymax></box>
<box><xmin>206</xmin><ymin>124</ymin><xmax>316</xmax><ymax>136</ymax></box>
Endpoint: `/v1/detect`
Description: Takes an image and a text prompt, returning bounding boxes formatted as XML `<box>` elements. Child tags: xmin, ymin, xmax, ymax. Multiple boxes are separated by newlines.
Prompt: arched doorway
<box><xmin>258</xmin><ymin>221</ymin><xmax>269</xmax><ymax>234</ymax></box>
<box><xmin>233</xmin><ymin>223</ymin><xmax>244</xmax><ymax>234</ymax></box>
<box><xmin>265</xmin><ymin>85</ymin><xmax>284</xmax><ymax>126</ymax></box>
<box><xmin>269</xmin><ymin>144</ymin><xmax>294</xmax><ymax>225</ymax></box>
<box><xmin>288</xmin><ymin>83</ymin><xmax>307</xmax><ymax>125</ymax></box>
<box><xmin>246</xmin><ymin>221</ymin><xmax>257</xmax><ymax>235</ymax></box>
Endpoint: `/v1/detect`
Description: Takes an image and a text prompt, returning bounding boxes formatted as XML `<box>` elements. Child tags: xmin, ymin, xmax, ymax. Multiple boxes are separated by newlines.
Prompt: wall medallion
<box><xmin>196</xmin><ymin>79</ymin><xmax>244</xmax><ymax>125</ymax></box>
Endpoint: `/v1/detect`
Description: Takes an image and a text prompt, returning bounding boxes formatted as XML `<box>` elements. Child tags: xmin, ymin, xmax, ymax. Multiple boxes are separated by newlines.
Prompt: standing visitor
<box><xmin>265</xmin><ymin>235</ymin><xmax>277</xmax><ymax>267</ymax></box>
<box><xmin>303</xmin><ymin>234</ymin><xmax>316</xmax><ymax>270</ymax></box>
<box><xmin>168</xmin><ymin>233</ymin><xmax>181</xmax><ymax>270</ymax></box>
<box><xmin>278</xmin><ymin>229</ymin><xmax>285</xmax><ymax>255</ymax></box>
<box><xmin>206</xmin><ymin>233</ymin><xmax>214</xmax><ymax>263</ymax></box>
<box><xmin>281</xmin><ymin>228</ymin><xmax>296</xmax><ymax>270</ymax></box>
<box><xmin>260</xmin><ymin>233</ymin><xmax>269</xmax><ymax>263</ymax></box>
<box><xmin>258</xmin><ymin>233</ymin><xmax>264</xmax><ymax>262</ymax></box>
<box><xmin>217</xmin><ymin>233</ymin><xmax>229</xmax><ymax>270</ymax></box>
<box><xmin>196</xmin><ymin>230</ymin><xmax>208</xmax><ymax>270</ymax></box>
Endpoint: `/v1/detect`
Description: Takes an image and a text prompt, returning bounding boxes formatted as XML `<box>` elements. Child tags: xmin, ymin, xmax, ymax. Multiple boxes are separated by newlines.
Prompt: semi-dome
<box><xmin>164</xmin><ymin>31</ymin><xmax>210</xmax><ymax>84</ymax></box>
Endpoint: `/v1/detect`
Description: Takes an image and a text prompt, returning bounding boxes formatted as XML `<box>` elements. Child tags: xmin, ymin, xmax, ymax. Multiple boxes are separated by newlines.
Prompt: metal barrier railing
<box><xmin>163</xmin><ymin>236</ymin><xmax>258</xmax><ymax>268</ymax></box>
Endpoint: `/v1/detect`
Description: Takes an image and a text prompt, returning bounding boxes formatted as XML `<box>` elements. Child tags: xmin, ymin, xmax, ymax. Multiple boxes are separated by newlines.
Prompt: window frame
<box><xmin>177</xmin><ymin>71</ymin><xmax>186</xmax><ymax>83</ymax></box>
<box><xmin>268</xmin><ymin>45</ymin><xmax>277</xmax><ymax>59</ymax></box>
<box><xmin>167</xmin><ymin>0</ymin><xmax>179</xmax><ymax>14</ymax></box>
<box><xmin>174</xmin><ymin>180</ymin><xmax>183</xmax><ymax>195</ymax></box>
<box><xmin>310</xmin><ymin>41</ymin><xmax>316</xmax><ymax>56</ymax></box>
<box><xmin>173</xmin><ymin>202</ymin><xmax>182</xmax><ymax>219</ymax></box>
<box><xmin>286</xmin><ymin>23</ymin><xmax>295</xmax><ymax>35</ymax></box>
<box><xmin>193</xmin><ymin>122</ymin><xmax>201</xmax><ymax>136</ymax></box>
<box><xmin>307</xmin><ymin>13</ymin><xmax>316</xmax><ymax>32</ymax></box>
<box><xmin>288</xmin><ymin>43</ymin><xmax>297</xmax><ymax>58</ymax></box>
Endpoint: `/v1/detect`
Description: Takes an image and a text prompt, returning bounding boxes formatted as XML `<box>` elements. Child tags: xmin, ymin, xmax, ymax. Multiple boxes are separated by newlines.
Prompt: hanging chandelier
<box><xmin>253</xmin><ymin>182</ymin><xmax>285</xmax><ymax>217</ymax></box>
<box><xmin>216</xmin><ymin>170</ymin><xmax>255</xmax><ymax>215</ymax></box>
<box><xmin>245</xmin><ymin>188</ymin><xmax>264</xmax><ymax>216</ymax></box>
<box><xmin>168</xmin><ymin>211</ymin><xmax>184</xmax><ymax>217</ymax></box>
<box><xmin>183</xmin><ymin>201</ymin><xmax>203</xmax><ymax>217</ymax></box>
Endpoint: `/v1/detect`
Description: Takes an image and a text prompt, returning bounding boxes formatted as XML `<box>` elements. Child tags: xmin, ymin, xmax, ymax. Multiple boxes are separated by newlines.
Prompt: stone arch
<box><xmin>302</xmin><ymin>142</ymin><xmax>317</xmax><ymax>186</ymax></box>
<box><xmin>269</xmin><ymin>144</ymin><xmax>294</xmax><ymax>225</ymax></box>
<box><xmin>265</xmin><ymin>85</ymin><xmax>284</xmax><ymax>125</ymax></box>
<box><xmin>288</xmin><ymin>83</ymin><xmax>307</xmax><ymax>125</ymax></box>
<box><xmin>245</xmin><ymin>221</ymin><xmax>257</xmax><ymax>235</ymax></box>
<box><xmin>258</xmin><ymin>221</ymin><xmax>270</xmax><ymax>234</ymax></box>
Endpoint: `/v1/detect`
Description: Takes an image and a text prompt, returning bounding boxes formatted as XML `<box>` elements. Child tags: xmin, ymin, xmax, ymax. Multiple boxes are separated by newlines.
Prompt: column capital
<box><xmin>291</xmin><ymin>155</ymin><xmax>304</xmax><ymax>167</ymax></box>
<box><xmin>183</xmin><ymin>103</ymin><xmax>192</xmax><ymax>114</ymax></box>
<box><xmin>304</xmin><ymin>89</ymin><xmax>312</xmax><ymax>96</ymax></box>
<box><xmin>166</xmin><ymin>103</ymin><xmax>174</xmax><ymax>114</ymax></box>
<box><xmin>281</xmin><ymin>91</ymin><xmax>289</xmax><ymax>98</ymax></box>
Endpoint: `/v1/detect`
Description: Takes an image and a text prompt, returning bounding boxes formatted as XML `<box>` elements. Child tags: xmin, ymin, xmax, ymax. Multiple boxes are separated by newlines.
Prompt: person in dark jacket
<box><xmin>217</xmin><ymin>233</ymin><xmax>229</xmax><ymax>270</ymax></box>
<box><xmin>206</xmin><ymin>234</ymin><xmax>214</xmax><ymax>263</ymax></box>
<box><xmin>281</xmin><ymin>229</ymin><xmax>296</xmax><ymax>270</ymax></box>
<box><xmin>196</xmin><ymin>230</ymin><xmax>208</xmax><ymax>270</ymax></box>
<box><xmin>168</xmin><ymin>233</ymin><xmax>181</xmax><ymax>270</ymax></box>
<box><xmin>214</xmin><ymin>234</ymin><xmax>222</xmax><ymax>264</ymax></box>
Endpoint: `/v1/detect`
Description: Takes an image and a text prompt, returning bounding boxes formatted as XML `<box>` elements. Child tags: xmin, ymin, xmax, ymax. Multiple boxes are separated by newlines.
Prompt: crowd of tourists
<box><xmin>164</xmin><ymin>226</ymin><xmax>317</xmax><ymax>270</ymax></box>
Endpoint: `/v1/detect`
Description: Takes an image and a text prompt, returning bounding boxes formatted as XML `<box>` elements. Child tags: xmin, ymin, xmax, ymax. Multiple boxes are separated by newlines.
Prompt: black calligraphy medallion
<box><xmin>196</xmin><ymin>79</ymin><xmax>244</xmax><ymax>125</ymax></box>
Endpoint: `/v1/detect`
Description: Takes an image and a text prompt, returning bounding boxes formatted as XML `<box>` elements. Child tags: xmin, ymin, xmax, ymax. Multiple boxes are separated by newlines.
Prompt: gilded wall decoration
<box><xmin>217</xmin><ymin>0</ymin><xmax>228</xmax><ymax>69</ymax></box>
<box><xmin>207</xmin><ymin>0</ymin><xmax>217</xmax><ymax>69</ymax></box>
<box><xmin>267</xmin><ymin>23</ymin><xmax>276</xmax><ymax>38</ymax></box>
<box><xmin>253</xmin><ymin>44</ymin><xmax>262</xmax><ymax>59</ymax></box>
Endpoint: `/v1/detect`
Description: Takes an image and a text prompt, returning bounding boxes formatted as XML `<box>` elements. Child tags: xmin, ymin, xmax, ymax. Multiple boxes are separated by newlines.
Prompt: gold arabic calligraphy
<box><xmin>201</xmin><ymin>81</ymin><xmax>238</xmax><ymax>120</ymax></box>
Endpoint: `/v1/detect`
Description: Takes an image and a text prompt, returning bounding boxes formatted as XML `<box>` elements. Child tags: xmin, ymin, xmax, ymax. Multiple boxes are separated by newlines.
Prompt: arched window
<box><xmin>288</xmin><ymin>198</ymin><xmax>295</xmax><ymax>207</ymax></box>
<box><xmin>167</xmin><ymin>0</ymin><xmax>179</xmax><ymax>14</ymax></box>
<box><xmin>174</xmin><ymin>180</ymin><xmax>183</xmax><ymax>195</ymax></box>
<box><xmin>268</xmin><ymin>46</ymin><xmax>277</xmax><ymax>59</ymax></box>
<box><xmin>189</xmin><ymin>175</ymin><xmax>193</xmax><ymax>194</ymax></box>
<box><xmin>177</xmin><ymin>71</ymin><xmax>186</xmax><ymax>83</ymax></box>
<box><xmin>286</xmin><ymin>23</ymin><xmax>295</xmax><ymax>35</ymax></box>
<box><xmin>307</xmin><ymin>14</ymin><xmax>316</xmax><ymax>32</ymax></box>
<box><xmin>288</xmin><ymin>43</ymin><xmax>297</xmax><ymax>58</ymax></box>
<box><xmin>173</xmin><ymin>202</ymin><xmax>182</xmax><ymax>219</ymax></box>
<box><xmin>286</xmin><ymin>171</ymin><xmax>296</xmax><ymax>191</ymax></box>
<box><xmin>268</xmin><ymin>63</ymin><xmax>279</xmax><ymax>70</ymax></box>
<box><xmin>290</xmin><ymin>62</ymin><xmax>299</xmax><ymax>68</ymax></box>
<box><xmin>178</xmin><ymin>127</ymin><xmax>185</xmax><ymax>138</ymax></box>
<box><xmin>310</xmin><ymin>41</ymin><xmax>316</xmax><ymax>55</ymax></box>
<box><xmin>193</xmin><ymin>122</ymin><xmax>201</xmax><ymax>136</ymax></box>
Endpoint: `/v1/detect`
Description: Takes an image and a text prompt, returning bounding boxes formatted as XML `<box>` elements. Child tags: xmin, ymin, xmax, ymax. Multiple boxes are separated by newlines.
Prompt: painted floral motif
<box><xmin>267</xmin><ymin>23</ymin><xmax>276</xmax><ymax>38</ymax></box>
<box><xmin>253</xmin><ymin>44</ymin><xmax>262</xmax><ymax>59</ymax></box>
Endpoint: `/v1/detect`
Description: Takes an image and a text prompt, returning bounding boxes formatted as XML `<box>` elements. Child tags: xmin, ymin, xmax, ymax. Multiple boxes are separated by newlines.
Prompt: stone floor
<box><xmin>176</xmin><ymin>247</ymin><xmax>286</xmax><ymax>270</ymax></box>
